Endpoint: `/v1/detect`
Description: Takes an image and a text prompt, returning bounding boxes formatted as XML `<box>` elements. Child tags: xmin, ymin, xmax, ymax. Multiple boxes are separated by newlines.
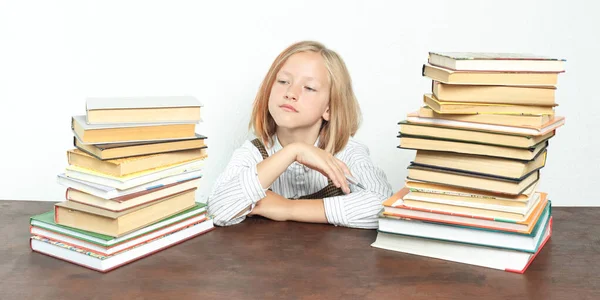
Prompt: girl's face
<box><xmin>268</xmin><ymin>51</ymin><xmax>331</xmax><ymax>131</ymax></box>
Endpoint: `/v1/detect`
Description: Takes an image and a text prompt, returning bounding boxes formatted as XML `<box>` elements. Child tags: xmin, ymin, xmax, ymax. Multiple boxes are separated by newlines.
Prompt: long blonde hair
<box><xmin>249</xmin><ymin>41</ymin><xmax>361</xmax><ymax>155</ymax></box>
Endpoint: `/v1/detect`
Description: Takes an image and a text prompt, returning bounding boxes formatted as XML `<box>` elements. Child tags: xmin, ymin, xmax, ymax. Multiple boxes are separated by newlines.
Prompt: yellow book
<box><xmin>424</xmin><ymin>94</ymin><xmax>555</xmax><ymax>115</ymax></box>
<box><xmin>67</xmin><ymin>148</ymin><xmax>207</xmax><ymax>177</ymax></box>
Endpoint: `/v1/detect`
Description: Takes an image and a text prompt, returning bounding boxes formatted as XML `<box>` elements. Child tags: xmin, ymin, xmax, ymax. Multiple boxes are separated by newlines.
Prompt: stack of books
<box><xmin>372</xmin><ymin>52</ymin><xmax>566</xmax><ymax>273</ymax></box>
<box><xmin>29</xmin><ymin>96</ymin><xmax>214</xmax><ymax>272</ymax></box>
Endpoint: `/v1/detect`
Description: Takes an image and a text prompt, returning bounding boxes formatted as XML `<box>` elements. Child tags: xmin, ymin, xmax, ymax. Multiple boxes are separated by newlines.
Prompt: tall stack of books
<box><xmin>29</xmin><ymin>96</ymin><xmax>214</xmax><ymax>272</ymax></box>
<box><xmin>372</xmin><ymin>53</ymin><xmax>566</xmax><ymax>273</ymax></box>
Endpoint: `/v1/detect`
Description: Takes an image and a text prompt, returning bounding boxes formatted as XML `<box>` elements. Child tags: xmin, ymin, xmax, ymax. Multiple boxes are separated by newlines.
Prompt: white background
<box><xmin>0</xmin><ymin>0</ymin><xmax>598</xmax><ymax>206</ymax></box>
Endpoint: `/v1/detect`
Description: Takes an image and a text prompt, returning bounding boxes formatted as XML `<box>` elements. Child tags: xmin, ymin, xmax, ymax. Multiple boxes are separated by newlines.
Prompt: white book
<box><xmin>64</xmin><ymin>159</ymin><xmax>204</xmax><ymax>190</ymax></box>
<box><xmin>378</xmin><ymin>204</ymin><xmax>550</xmax><ymax>253</ymax></box>
<box><xmin>372</xmin><ymin>217</ymin><xmax>552</xmax><ymax>273</ymax></box>
<box><xmin>30</xmin><ymin>219</ymin><xmax>214</xmax><ymax>273</ymax></box>
<box><xmin>428</xmin><ymin>52</ymin><xmax>566</xmax><ymax>72</ymax></box>
<box><xmin>56</xmin><ymin>170</ymin><xmax>203</xmax><ymax>199</ymax></box>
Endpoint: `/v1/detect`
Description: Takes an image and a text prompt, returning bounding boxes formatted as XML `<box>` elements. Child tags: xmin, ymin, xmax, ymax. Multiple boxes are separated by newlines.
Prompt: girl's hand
<box><xmin>249</xmin><ymin>191</ymin><xmax>292</xmax><ymax>221</ymax></box>
<box><xmin>290</xmin><ymin>143</ymin><xmax>351</xmax><ymax>194</ymax></box>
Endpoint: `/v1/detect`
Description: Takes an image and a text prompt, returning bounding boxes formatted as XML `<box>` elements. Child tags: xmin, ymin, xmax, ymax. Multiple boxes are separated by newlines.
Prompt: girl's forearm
<box><xmin>256</xmin><ymin>143</ymin><xmax>298</xmax><ymax>189</ymax></box>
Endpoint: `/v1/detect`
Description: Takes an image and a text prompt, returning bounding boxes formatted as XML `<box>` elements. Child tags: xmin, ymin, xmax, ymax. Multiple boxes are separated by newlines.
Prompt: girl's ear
<box><xmin>322</xmin><ymin>106</ymin><xmax>330</xmax><ymax>122</ymax></box>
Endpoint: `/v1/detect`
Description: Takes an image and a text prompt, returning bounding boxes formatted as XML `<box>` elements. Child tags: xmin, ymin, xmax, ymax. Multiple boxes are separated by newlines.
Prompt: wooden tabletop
<box><xmin>1</xmin><ymin>200</ymin><xmax>598</xmax><ymax>300</ymax></box>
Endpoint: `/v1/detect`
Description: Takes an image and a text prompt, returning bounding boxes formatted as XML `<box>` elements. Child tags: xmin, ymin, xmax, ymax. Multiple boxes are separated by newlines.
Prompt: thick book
<box><xmin>398</xmin><ymin>134</ymin><xmax>549</xmax><ymax>160</ymax></box>
<box><xmin>74</xmin><ymin>134</ymin><xmax>207</xmax><ymax>160</ymax></box>
<box><xmin>422</xmin><ymin>64</ymin><xmax>560</xmax><ymax>86</ymax></box>
<box><xmin>30</xmin><ymin>203</ymin><xmax>207</xmax><ymax>247</ymax></box>
<box><xmin>71</xmin><ymin>115</ymin><xmax>197</xmax><ymax>144</ymax></box>
<box><xmin>432</xmin><ymin>81</ymin><xmax>556</xmax><ymax>106</ymax></box>
<box><xmin>404</xmin><ymin>190</ymin><xmax>539</xmax><ymax>215</ymax></box>
<box><xmin>417</xmin><ymin>106</ymin><xmax>553</xmax><ymax>128</ymax></box>
<box><xmin>67</xmin><ymin>148</ymin><xmax>206</xmax><ymax>177</ymax></box>
<box><xmin>383</xmin><ymin>188</ymin><xmax>549</xmax><ymax>233</ymax></box>
<box><xmin>427</xmin><ymin>52</ymin><xmax>566</xmax><ymax>72</ymax></box>
<box><xmin>406</xmin><ymin>179</ymin><xmax>538</xmax><ymax>207</ymax></box>
<box><xmin>86</xmin><ymin>96</ymin><xmax>202</xmax><ymax>124</ymax></box>
<box><xmin>424</xmin><ymin>93</ymin><xmax>556</xmax><ymax>115</ymax></box>
<box><xmin>399</xmin><ymin>120</ymin><xmax>554</xmax><ymax>149</ymax></box>
<box><xmin>30</xmin><ymin>219</ymin><xmax>215</xmax><ymax>273</ymax></box>
<box><xmin>378</xmin><ymin>200</ymin><xmax>550</xmax><ymax>253</ymax></box>
<box><xmin>56</xmin><ymin>170</ymin><xmax>202</xmax><ymax>199</ymax></box>
<box><xmin>412</xmin><ymin>149</ymin><xmax>547</xmax><ymax>180</ymax></box>
<box><xmin>406</xmin><ymin>164</ymin><xmax>540</xmax><ymax>196</ymax></box>
<box><xmin>371</xmin><ymin>217</ymin><xmax>552</xmax><ymax>273</ymax></box>
<box><xmin>31</xmin><ymin>213</ymin><xmax>208</xmax><ymax>256</ymax></box>
<box><xmin>54</xmin><ymin>189</ymin><xmax>197</xmax><ymax>237</ymax></box>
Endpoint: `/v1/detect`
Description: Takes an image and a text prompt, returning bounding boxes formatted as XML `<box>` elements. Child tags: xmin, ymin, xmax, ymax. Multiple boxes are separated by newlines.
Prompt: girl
<box><xmin>207</xmin><ymin>41</ymin><xmax>393</xmax><ymax>229</ymax></box>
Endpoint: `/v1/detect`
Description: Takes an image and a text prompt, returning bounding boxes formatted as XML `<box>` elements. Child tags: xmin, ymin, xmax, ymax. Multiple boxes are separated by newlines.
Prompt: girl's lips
<box><xmin>280</xmin><ymin>104</ymin><xmax>298</xmax><ymax>112</ymax></box>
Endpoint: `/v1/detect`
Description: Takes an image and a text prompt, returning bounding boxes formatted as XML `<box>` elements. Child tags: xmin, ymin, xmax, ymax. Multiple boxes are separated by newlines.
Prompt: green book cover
<box><xmin>29</xmin><ymin>202</ymin><xmax>207</xmax><ymax>246</ymax></box>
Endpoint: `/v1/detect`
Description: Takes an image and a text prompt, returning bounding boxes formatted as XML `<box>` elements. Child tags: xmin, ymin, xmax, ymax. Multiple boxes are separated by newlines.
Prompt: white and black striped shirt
<box><xmin>207</xmin><ymin>136</ymin><xmax>393</xmax><ymax>229</ymax></box>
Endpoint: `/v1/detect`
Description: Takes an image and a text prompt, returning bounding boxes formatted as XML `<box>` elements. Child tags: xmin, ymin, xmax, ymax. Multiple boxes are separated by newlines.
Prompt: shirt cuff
<box><xmin>322</xmin><ymin>196</ymin><xmax>348</xmax><ymax>227</ymax></box>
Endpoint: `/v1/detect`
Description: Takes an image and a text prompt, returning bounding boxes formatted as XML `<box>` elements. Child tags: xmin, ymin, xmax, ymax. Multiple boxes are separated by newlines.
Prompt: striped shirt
<box><xmin>207</xmin><ymin>136</ymin><xmax>393</xmax><ymax>229</ymax></box>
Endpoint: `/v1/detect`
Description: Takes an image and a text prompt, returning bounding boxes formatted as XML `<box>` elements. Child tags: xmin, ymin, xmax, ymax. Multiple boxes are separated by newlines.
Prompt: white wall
<box><xmin>0</xmin><ymin>0</ymin><xmax>597</xmax><ymax>206</ymax></box>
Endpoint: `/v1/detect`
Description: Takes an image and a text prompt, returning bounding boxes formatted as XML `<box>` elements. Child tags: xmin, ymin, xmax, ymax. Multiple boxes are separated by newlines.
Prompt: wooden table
<box><xmin>1</xmin><ymin>200</ymin><xmax>598</xmax><ymax>300</ymax></box>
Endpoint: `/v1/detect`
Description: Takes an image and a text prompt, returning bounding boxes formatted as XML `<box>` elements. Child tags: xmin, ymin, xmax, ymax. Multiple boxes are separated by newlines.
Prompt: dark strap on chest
<box><xmin>250</xmin><ymin>138</ymin><xmax>345</xmax><ymax>199</ymax></box>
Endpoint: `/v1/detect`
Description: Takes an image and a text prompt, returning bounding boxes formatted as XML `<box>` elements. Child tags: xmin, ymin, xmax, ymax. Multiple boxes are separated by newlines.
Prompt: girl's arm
<box><xmin>208</xmin><ymin>141</ymin><xmax>351</xmax><ymax>226</ymax></box>
<box><xmin>250</xmin><ymin>141</ymin><xmax>392</xmax><ymax>229</ymax></box>
<box><xmin>319</xmin><ymin>141</ymin><xmax>393</xmax><ymax>229</ymax></box>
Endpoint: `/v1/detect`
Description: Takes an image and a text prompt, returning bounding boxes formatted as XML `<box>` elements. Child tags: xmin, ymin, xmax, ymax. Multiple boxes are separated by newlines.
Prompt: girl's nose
<box><xmin>284</xmin><ymin>89</ymin><xmax>298</xmax><ymax>101</ymax></box>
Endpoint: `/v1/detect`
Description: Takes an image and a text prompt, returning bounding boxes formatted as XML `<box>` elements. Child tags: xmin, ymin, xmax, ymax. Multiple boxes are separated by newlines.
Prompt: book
<box><xmin>417</xmin><ymin>106</ymin><xmax>553</xmax><ymax>128</ymax></box>
<box><xmin>30</xmin><ymin>219</ymin><xmax>214</xmax><ymax>273</ymax></box>
<box><xmin>31</xmin><ymin>211</ymin><xmax>207</xmax><ymax>256</ymax></box>
<box><xmin>407</xmin><ymin>112</ymin><xmax>565</xmax><ymax>136</ymax></box>
<box><xmin>399</xmin><ymin>120</ymin><xmax>555</xmax><ymax>148</ymax></box>
<box><xmin>378</xmin><ymin>201</ymin><xmax>550</xmax><ymax>253</ymax></box>
<box><xmin>57</xmin><ymin>170</ymin><xmax>202</xmax><ymax>199</ymax></box>
<box><xmin>65</xmin><ymin>177</ymin><xmax>201</xmax><ymax>212</ymax></box>
<box><xmin>67</xmin><ymin>148</ymin><xmax>207</xmax><ymax>177</ymax></box>
<box><xmin>407</xmin><ymin>164</ymin><xmax>539</xmax><ymax>196</ymax></box>
<box><xmin>422</xmin><ymin>64</ymin><xmax>559</xmax><ymax>86</ymax></box>
<box><xmin>74</xmin><ymin>134</ymin><xmax>207</xmax><ymax>160</ymax></box>
<box><xmin>371</xmin><ymin>217</ymin><xmax>552</xmax><ymax>273</ymax></box>
<box><xmin>406</xmin><ymin>179</ymin><xmax>538</xmax><ymax>206</ymax></box>
<box><xmin>54</xmin><ymin>189</ymin><xmax>197</xmax><ymax>237</ymax></box>
<box><xmin>71</xmin><ymin>115</ymin><xmax>197</xmax><ymax>144</ymax></box>
<box><xmin>424</xmin><ymin>94</ymin><xmax>555</xmax><ymax>115</ymax></box>
<box><xmin>399</xmin><ymin>134</ymin><xmax>548</xmax><ymax>160</ymax></box>
<box><xmin>403</xmin><ymin>190</ymin><xmax>539</xmax><ymax>215</ymax></box>
<box><xmin>64</xmin><ymin>158</ymin><xmax>204</xmax><ymax>190</ymax></box>
<box><xmin>30</xmin><ymin>203</ymin><xmax>207</xmax><ymax>247</ymax></box>
<box><xmin>383</xmin><ymin>189</ymin><xmax>549</xmax><ymax>233</ymax></box>
<box><xmin>432</xmin><ymin>81</ymin><xmax>556</xmax><ymax>106</ymax></box>
<box><xmin>427</xmin><ymin>52</ymin><xmax>566</xmax><ymax>72</ymax></box>
<box><xmin>412</xmin><ymin>149</ymin><xmax>547</xmax><ymax>180</ymax></box>
<box><xmin>86</xmin><ymin>96</ymin><xmax>202</xmax><ymax>124</ymax></box>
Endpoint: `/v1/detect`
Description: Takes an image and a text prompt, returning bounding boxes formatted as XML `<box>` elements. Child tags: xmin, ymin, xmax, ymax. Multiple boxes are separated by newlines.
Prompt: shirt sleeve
<box><xmin>206</xmin><ymin>140</ymin><xmax>268</xmax><ymax>226</ymax></box>
<box><xmin>322</xmin><ymin>141</ymin><xmax>393</xmax><ymax>229</ymax></box>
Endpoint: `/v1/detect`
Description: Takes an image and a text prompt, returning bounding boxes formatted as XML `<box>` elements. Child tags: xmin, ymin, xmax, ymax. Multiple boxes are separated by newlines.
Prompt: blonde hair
<box><xmin>250</xmin><ymin>41</ymin><xmax>361</xmax><ymax>155</ymax></box>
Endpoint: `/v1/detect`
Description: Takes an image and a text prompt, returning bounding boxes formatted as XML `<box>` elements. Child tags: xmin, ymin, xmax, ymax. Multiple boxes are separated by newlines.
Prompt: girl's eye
<box><xmin>277</xmin><ymin>80</ymin><xmax>289</xmax><ymax>84</ymax></box>
<box><xmin>304</xmin><ymin>86</ymin><xmax>316</xmax><ymax>92</ymax></box>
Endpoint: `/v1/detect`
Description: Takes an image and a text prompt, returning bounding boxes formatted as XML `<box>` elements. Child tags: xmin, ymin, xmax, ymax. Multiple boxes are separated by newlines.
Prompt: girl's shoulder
<box><xmin>335</xmin><ymin>137</ymin><xmax>371</xmax><ymax>160</ymax></box>
<box><xmin>230</xmin><ymin>138</ymin><xmax>266</xmax><ymax>162</ymax></box>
